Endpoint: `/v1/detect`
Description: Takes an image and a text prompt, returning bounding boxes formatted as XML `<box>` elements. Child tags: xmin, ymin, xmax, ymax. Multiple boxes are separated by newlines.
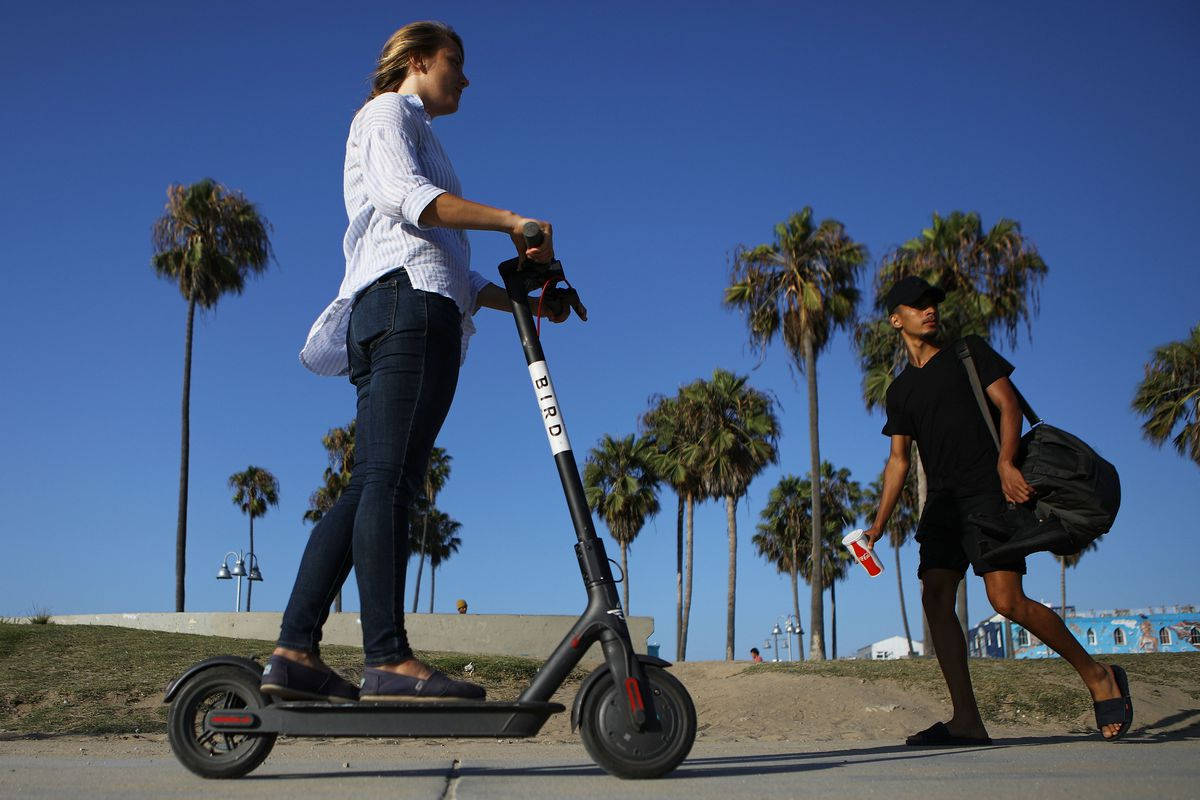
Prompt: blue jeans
<box><xmin>277</xmin><ymin>268</ymin><xmax>462</xmax><ymax>665</ymax></box>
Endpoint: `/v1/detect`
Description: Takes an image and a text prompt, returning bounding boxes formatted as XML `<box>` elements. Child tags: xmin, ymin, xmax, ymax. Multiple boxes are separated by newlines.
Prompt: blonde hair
<box><xmin>369</xmin><ymin>21</ymin><xmax>463</xmax><ymax>100</ymax></box>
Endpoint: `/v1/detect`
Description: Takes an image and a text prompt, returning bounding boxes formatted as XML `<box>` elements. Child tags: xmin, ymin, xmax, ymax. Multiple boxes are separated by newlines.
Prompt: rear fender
<box><xmin>570</xmin><ymin>654</ymin><xmax>671</xmax><ymax>731</ymax></box>
<box><xmin>162</xmin><ymin>655</ymin><xmax>264</xmax><ymax>703</ymax></box>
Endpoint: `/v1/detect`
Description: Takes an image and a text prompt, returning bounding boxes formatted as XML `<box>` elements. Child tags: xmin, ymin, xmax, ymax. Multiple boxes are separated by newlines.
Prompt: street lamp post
<box><xmin>770</xmin><ymin>623</ymin><xmax>782</xmax><ymax>662</ymax></box>
<box><xmin>216</xmin><ymin>550</ymin><xmax>262</xmax><ymax>612</ymax></box>
<box><xmin>780</xmin><ymin>614</ymin><xmax>803</xmax><ymax>661</ymax></box>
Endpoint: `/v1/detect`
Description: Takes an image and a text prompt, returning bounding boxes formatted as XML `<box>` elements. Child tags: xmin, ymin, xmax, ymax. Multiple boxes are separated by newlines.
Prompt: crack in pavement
<box><xmin>439</xmin><ymin>757</ymin><xmax>462</xmax><ymax>799</ymax></box>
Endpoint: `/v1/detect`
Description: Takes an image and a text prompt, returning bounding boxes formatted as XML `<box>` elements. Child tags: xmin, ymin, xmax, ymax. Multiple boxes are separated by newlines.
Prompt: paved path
<box><xmin>2</xmin><ymin>734</ymin><xmax>1197</xmax><ymax>799</ymax></box>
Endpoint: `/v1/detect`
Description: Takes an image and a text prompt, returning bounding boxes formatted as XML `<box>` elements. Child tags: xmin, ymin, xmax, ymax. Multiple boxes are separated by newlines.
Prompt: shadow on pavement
<box><xmin>251</xmin><ymin>743</ymin><xmax>1004</xmax><ymax>782</ymax></box>
<box><xmin>1130</xmin><ymin>708</ymin><xmax>1200</xmax><ymax>742</ymax></box>
<box><xmin>242</xmin><ymin>718</ymin><xmax>1200</xmax><ymax>782</ymax></box>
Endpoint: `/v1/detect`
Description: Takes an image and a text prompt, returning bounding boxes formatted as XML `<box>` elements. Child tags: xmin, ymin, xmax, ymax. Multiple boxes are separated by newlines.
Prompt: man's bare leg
<box><xmin>983</xmin><ymin>570</ymin><xmax>1123</xmax><ymax>738</ymax></box>
<box><xmin>922</xmin><ymin>568</ymin><xmax>989</xmax><ymax>739</ymax></box>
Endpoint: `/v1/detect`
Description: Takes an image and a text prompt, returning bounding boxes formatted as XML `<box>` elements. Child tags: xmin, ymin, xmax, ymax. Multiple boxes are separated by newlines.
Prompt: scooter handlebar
<box><xmin>522</xmin><ymin>220</ymin><xmax>544</xmax><ymax>247</ymax></box>
<box><xmin>507</xmin><ymin>221</ymin><xmax>587</xmax><ymax>322</ymax></box>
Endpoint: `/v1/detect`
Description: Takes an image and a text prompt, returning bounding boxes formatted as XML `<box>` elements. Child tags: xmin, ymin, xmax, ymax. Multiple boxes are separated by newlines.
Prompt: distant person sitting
<box><xmin>456</xmin><ymin>599</ymin><xmax>468</xmax><ymax>614</ymax></box>
<box><xmin>750</xmin><ymin>647</ymin><xmax>764</xmax><ymax>663</ymax></box>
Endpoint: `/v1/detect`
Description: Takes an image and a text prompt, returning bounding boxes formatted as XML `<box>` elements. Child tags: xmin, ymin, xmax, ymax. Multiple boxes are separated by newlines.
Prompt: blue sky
<box><xmin>1</xmin><ymin>1</ymin><xmax>1197</xmax><ymax>662</ymax></box>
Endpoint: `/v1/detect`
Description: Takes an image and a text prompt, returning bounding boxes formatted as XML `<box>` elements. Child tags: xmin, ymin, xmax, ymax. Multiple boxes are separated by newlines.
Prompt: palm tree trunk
<box><xmin>246</xmin><ymin>514</ymin><xmax>255</xmax><ymax>612</ymax></box>
<box><xmin>804</xmin><ymin>333</ymin><xmax>826</xmax><ymax>661</ymax></box>
<box><xmin>175</xmin><ymin>297</ymin><xmax>195</xmax><ymax>613</ymax></box>
<box><xmin>412</xmin><ymin>513</ymin><xmax>428</xmax><ymax>613</ymax></box>
<box><xmin>922</xmin><ymin>611</ymin><xmax>933</xmax><ymax>658</ymax></box>
<box><xmin>334</xmin><ymin>591</ymin><xmax>342</xmax><ymax>613</ymax></box>
<box><xmin>830</xmin><ymin>579</ymin><xmax>838</xmax><ymax>659</ymax></box>
<box><xmin>895</xmin><ymin>543</ymin><xmax>914</xmax><ymax>657</ymax></box>
<box><xmin>956</xmin><ymin>580</ymin><xmax>968</xmax><ymax>641</ymax></box>
<box><xmin>1060</xmin><ymin>556</ymin><xmax>1071</xmax><ymax>618</ymax></box>
<box><xmin>675</xmin><ymin>495</ymin><xmax>684</xmax><ymax>661</ymax></box>
<box><xmin>791</xmin><ymin>542</ymin><xmax>804</xmax><ymax>661</ymax></box>
<box><xmin>429</xmin><ymin>565</ymin><xmax>436</xmax><ymax>614</ymax></box>
<box><xmin>681</xmin><ymin>493</ymin><xmax>695</xmax><ymax>661</ymax></box>
<box><xmin>725</xmin><ymin>494</ymin><xmax>737</xmax><ymax>661</ymax></box>
<box><xmin>1004</xmin><ymin>617</ymin><xmax>1016</xmax><ymax>658</ymax></box>
<box><xmin>620</xmin><ymin>541</ymin><xmax>630</xmax><ymax>612</ymax></box>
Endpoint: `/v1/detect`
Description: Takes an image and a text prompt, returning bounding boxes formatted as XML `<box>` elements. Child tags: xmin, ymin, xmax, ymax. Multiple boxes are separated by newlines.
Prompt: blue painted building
<box><xmin>968</xmin><ymin>604</ymin><xmax>1200</xmax><ymax>659</ymax></box>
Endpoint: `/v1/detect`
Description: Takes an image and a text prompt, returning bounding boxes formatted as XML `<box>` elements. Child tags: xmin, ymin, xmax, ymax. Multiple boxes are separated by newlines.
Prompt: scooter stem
<box><xmin>499</xmin><ymin>256</ymin><xmax>654</xmax><ymax>730</ymax></box>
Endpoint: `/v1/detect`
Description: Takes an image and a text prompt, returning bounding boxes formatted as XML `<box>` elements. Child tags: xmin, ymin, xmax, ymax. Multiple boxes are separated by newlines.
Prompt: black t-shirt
<box><xmin>882</xmin><ymin>335</ymin><xmax>1014</xmax><ymax>496</ymax></box>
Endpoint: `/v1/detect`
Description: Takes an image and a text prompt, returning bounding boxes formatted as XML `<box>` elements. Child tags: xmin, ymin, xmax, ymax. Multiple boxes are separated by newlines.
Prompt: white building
<box><xmin>853</xmin><ymin>635</ymin><xmax>924</xmax><ymax>660</ymax></box>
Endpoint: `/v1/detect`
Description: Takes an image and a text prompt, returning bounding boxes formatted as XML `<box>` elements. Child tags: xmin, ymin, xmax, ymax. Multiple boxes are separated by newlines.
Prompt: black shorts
<box><xmin>916</xmin><ymin>491</ymin><xmax>1027</xmax><ymax>578</ymax></box>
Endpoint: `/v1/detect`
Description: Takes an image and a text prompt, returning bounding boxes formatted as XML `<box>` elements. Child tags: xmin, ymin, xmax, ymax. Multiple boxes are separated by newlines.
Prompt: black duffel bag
<box><xmin>955</xmin><ymin>340</ymin><xmax>1121</xmax><ymax>565</ymax></box>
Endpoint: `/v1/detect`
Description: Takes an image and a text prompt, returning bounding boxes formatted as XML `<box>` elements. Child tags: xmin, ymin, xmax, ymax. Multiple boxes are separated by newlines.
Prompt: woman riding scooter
<box><xmin>261</xmin><ymin>20</ymin><xmax>568</xmax><ymax>704</ymax></box>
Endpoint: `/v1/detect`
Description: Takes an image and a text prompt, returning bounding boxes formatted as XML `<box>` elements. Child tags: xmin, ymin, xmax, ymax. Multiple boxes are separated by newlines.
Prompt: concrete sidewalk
<box><xmin>2</xmin><ymin>734</ymin><xmax>1196</xmax><ymax>799</ymax></box>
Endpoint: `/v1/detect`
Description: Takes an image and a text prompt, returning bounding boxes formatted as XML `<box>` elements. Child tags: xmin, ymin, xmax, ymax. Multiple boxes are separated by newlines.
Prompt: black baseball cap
<box><xmin>884</xmin><ymin>276</ymin><xmax>946</xmax><ymax>313</ymax></box>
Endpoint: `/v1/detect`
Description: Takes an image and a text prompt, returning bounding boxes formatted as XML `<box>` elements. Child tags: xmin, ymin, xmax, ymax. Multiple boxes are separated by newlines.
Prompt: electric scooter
<box><xmin>164</xmin><ymin>223</ymin><xmax>698</xmax><ymax>780</ymax></box>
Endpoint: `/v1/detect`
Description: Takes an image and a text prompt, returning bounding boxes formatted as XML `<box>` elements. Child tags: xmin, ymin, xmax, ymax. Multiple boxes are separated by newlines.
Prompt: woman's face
<box><xmin>418</xmin><ymin>43</ymin><xmax>468</xmax><ymax>117</ymax></box>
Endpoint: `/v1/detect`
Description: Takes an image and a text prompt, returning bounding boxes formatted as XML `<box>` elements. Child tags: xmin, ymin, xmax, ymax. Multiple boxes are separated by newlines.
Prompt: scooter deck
<box><xmin>206</xmin><ymin>699</ymin><xmax>565</xmax><ymax>738</ymax></box>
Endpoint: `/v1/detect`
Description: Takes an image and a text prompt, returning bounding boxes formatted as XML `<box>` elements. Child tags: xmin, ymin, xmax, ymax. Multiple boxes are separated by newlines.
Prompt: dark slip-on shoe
<box><xmin>359</xmin><ymin>668</ymin><xmax>485</xmax><ymax>702</ymax></box>
<box><xmin>259</xmin><ymin>654</ymin><xmax>359</xmax><ymax>703</ymax></box>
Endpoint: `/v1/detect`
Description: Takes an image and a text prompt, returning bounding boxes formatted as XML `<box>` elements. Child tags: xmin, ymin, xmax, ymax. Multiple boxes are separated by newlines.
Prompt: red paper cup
<box><xmin>842</xmin><ymin>529</ymin><xmax>884</xmax><ymax>577</ymax></box>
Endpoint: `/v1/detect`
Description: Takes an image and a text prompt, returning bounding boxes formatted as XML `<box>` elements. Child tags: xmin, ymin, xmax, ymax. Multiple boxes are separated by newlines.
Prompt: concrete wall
<box><xmin>49</xmin><ymin>612</ymin><xmax>654</xmax><ymax>666</ymax></box>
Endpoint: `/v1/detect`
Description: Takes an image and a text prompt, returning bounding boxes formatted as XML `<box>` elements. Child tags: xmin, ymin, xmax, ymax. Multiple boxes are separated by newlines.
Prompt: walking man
<box><xmin>862</xmin><ymin>276</ymin><xmax>1133</xmax><ymax>744</ymax></box>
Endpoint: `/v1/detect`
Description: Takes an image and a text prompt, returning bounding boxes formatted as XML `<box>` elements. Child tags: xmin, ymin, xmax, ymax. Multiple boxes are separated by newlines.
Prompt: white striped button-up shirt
<box><xmin>300</xmin><ymin>93</ymin><xmax>490</xmax><ymax>376</ymax></box>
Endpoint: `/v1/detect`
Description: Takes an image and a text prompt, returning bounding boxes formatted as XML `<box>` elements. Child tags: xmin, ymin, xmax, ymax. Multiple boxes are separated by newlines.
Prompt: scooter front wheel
<box><xmin>167</xmin><ymin>665</ymin><xmax>276</xmax><ymax>779</ymax></box>
<box><xmin>578</xmin><ymin>664</ymin><xmax>696</xmax><ymax>779</ymax></box>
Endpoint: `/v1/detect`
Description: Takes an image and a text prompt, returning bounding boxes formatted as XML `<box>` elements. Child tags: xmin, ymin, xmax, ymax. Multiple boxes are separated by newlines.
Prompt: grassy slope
<box><xmin>3</xmin><ymin>623</ymin><xmax>1197</xmax><ymax>736</ymax></box>
<box><xmin>0</xmin><ymin>623</ymin><xmax>583</xmax><ymax>736</ymax></box>
<box><xmin>748</xmin><ymin>652</ymin><xmax>1200</xmax><ymax>726</ymax></box>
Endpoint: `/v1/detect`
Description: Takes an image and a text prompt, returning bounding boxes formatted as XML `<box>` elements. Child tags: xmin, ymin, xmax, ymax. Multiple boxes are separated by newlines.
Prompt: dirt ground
<box><xmin>542</xmin><ymin>660</ymin><xmax>1197</xmax><ymax>744</ymax></box>
<box><xmin>4</xmin><ymin>659</ymin><xmax>1195</xmax><ymax>758</ymax></box>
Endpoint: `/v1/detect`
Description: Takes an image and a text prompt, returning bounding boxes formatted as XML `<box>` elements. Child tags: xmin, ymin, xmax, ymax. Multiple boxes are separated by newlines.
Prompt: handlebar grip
<box><xmin>522</xmin><ymin>221</ymin><xmax>544</xmax><ymax>247</ymax></box>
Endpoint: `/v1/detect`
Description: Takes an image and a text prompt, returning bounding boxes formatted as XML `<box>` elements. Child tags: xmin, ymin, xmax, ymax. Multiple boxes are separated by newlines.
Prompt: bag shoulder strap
<box><xmin>953</xmin><ymin>339</ymin><xmax>1041</xmax><ymax>452</ymax></box>
<box><xmin>955</xmin><ymin>340</ymin><xmax>1002</xmax><ymax>450</ymax></box>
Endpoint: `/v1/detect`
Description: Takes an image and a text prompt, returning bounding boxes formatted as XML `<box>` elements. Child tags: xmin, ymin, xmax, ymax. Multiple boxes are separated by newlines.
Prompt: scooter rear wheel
<box><xmin>167</xmin><ymin>665</ymin><xmax>276</xmax><ymax>779</ymax></box>
<box><xmin>578</xmin><ymin>664</ymin><xmax>696</xmax><ymax>779</ymax></box>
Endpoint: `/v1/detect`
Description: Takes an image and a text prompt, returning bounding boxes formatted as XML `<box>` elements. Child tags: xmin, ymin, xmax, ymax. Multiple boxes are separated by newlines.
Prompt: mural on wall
<box><xmin>1170</xmin><ymin>621</ymin><xmax>1200</xmax><ymax>648</ymax></box>
<box><xmin>972</xmin><ymin>607</ymin><xmax>1199</xmax><ymax>659</ymax></box>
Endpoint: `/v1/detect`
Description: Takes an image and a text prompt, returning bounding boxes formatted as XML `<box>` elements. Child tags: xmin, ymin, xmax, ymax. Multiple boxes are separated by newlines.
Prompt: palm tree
<box><xmin>752</xmin><ymin>475</ymin><xmax>810</xmax><ymax>659</ymax></box>
<box><xmin>584</xmin><ymin>434</ymin><xmax>662</xmax><ymax>614</ymax></box>
<box><xmin>725</xmin><ymin>207</ymin><xmax>866</xmax><ymax>660</ymax></box>
<box><xmin>412</xmin><ymin>447</ymin><xmax>452</xmax><ymax>613</ymax></box>
<box><xmin>424</xmin><ymin>510</ymin><xmax>462</xmax><ymax>613</ymax></box>
<box><xmin>681</xmin><ymin>370</ymin><xmax>780</xmax><ymax>661</ymax></box>
<box><xmin>1132</xmin><ymin>323</ymin><xmax>1200</xmax><ymax>468</ymax></box>
<box><xmin>860</xmin><ymin>463</ymin><xmax>919</xmax><ymax>657</ymax></box>
<box><xmin>1055</xmin><ymin>540</ymin><xmax>1099</xmax><ymax>620</ymax></box>
<box><xmin>304</xmin><ymin>421</ymin><xmax>355</xmax><ymax>612</ymax></box>
<box><xmin>642</xmin><ymin>394</ymin><xmax>707</xmax><ymax>660</ymax></box>
<box><xmin>228</xmin><ymin>466</ymin><xmax>279</xmax><ymax>612</ymax></box>
<box><xmin>152</xmin><ymin>178</ymin><xmax>272</xmax><ymax>611</ymax></box>
<box><xmin>855</xmin><ymin>210</ymin><xmax>1047</xmax><ymax>646</ymax></box>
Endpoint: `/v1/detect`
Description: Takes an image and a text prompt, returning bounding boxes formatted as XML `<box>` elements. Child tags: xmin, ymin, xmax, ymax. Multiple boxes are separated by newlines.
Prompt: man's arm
<box><xmin>985</xmin><ymin>376</ymin><xmax>1035</xmax><ymax>504</ymax></box>
<box><xmin>863</xmin><ymin>435</ymin><xmax>912</xmax><ymax>549</ymax></box>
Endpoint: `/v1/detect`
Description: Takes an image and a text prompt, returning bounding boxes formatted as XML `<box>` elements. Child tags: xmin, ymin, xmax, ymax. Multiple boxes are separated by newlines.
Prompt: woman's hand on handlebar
<box><xmin>533</xmin><ymin>293</ymin><xmax>570</xmax><ymax>324</ymax></box>
<box><xmin>511</xmin><ymin>218</ymin><xmax>553</xmax><ymax>263</ymax></box>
